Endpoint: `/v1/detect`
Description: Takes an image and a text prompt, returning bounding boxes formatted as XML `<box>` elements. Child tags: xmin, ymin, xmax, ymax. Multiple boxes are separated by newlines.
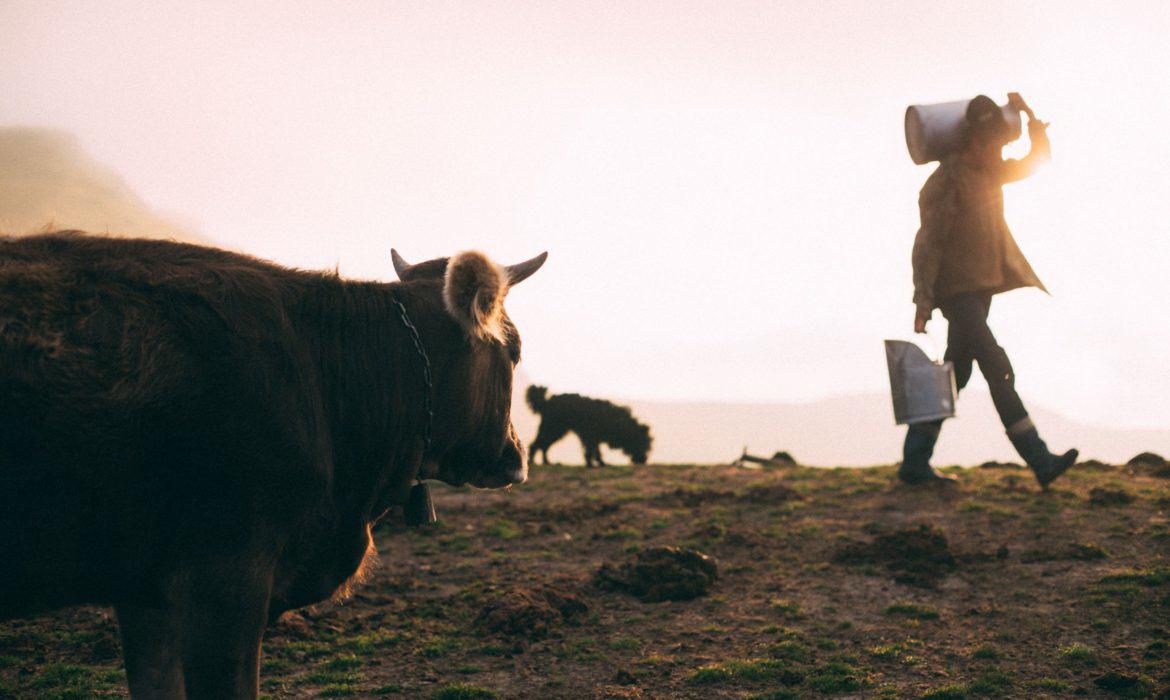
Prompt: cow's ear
<box><xmin>443</xmin><ymin>251</ymin><xmax>508</xmax><ymax>342</ymax></box>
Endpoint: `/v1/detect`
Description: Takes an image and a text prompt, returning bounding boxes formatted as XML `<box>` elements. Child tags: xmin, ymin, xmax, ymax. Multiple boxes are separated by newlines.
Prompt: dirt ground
<box><xmin>1</xmin><ymin>460</ymin><xmax>1167</xmax><ymax>699</ymax></box>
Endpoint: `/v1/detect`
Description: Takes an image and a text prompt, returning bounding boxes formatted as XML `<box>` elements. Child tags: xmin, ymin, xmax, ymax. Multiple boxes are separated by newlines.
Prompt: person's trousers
<box><xmin>934</xmin><ymin>291</ymin><xmax>1030</xmax><ymax>432</ymax></box>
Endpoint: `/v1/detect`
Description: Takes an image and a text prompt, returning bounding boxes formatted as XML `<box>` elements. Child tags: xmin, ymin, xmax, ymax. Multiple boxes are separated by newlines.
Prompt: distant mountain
<box><xmin>0</xmin><ymin>127</ymin><xmax>201</xmax><ymax>241</ymax></box>
<box><xmin>512</xmin><ymin>379</ymin><xmax>1169</xmax><ymax>467</ymax></box>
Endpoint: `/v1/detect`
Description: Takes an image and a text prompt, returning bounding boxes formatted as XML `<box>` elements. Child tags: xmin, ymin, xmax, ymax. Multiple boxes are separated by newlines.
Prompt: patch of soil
<box><xmin>1089</xmin><ymin>487</ymin><xmax>1135</xmax><ymax>507</ymax></box>
<box><xmin>740</xmin><ymin>483</ymin><xmax>802</xmax><ymax>504</ymax></box>
<box><xmin>473</xmin><ymin>584</ymin><xmax>587</xmax><ymax>639</ymax></box>
<box><xmin>651</xmin><ymin>487</ymin><xmax>737</xmax><ymax>508</ymax></box>
<box><xmin>978</xmin><ymin>460</ymin><xmax>1024</xmax><ymax>470</ymax></box>
<box><xmin>596</xmin><ymin>546</ymin><xmax>719</xmax><ymax>602</ymax></box>
<box><xmin>1020</xmin><ymin>542</ymin><xmax>1108</xmax><ymax>562</ymax></box>
<box><xmin>652</xmin><ymin>483</ymin><xmax>799</xmax><ymax>508</ymax></box>
<box><xmin>833</xmin><ymin>524</ymin><xmax>957</xmax><ymax>588</ymax></box>
<box><xmin>1077</xmin><ymin>459</ymin><xmax>1116</xmax><ymax>472</ymax></box>
<box><xmin>510</xmin><ymin>499</ymin><xmax>623</xmax><ymax>523</ymax></box>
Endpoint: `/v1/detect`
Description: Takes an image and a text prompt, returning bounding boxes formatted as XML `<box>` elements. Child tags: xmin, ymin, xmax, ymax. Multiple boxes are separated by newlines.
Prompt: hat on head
<box><xmin>966</xmin><ymin>95</ymin><xmax>1009</xmax><ymax>138</ymax></box>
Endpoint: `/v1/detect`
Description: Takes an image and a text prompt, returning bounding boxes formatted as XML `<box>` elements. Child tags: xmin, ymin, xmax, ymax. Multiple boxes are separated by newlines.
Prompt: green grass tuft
<box><xmin>431</xmin><ymin>683</ymin><xmax>500</xmax><ymax>700</ymax></box>
<box><xmin>883</xmin><ymin>603</ymin><xmax>940</xmax><ymax>620</ymax></box>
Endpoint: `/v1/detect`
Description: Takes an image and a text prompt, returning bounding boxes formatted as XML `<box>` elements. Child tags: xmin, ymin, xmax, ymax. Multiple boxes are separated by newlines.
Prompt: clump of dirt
<box><xmin>741</xmin><ymin>483</ymin><xmax>802</xmax><ymax>504</ymax></box>
<box><xmin>1089</xmin><ymin>487</ymin><xmax>1135</xmax><ymax>507</ymax></box>
<box><xmin>833</xmin><ymin>524</ymin><xmax>957</xmax><ymax>588</ymax></box>
<box><xmin>473</xmin><ymin>584</ymin><xmax>587</xmax><ymax>639</ymax></box>
<box><xmin>1126</xmin><ymin>452</ymin><xmax>1170</xmax><ymax>478</ymax></box>
<box><xmin>596</xmin><ymin>546</ymin><xmax>719</xmax><ymax>602</ymax></box>
<box><xmin>1094</xmin><ymin>671</ymin><xmax>1154</xmax><ymax>696</ymax></box>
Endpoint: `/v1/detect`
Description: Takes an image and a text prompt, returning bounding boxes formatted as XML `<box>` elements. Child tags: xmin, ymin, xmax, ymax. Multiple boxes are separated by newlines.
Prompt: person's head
<box><xmin>963</xmin><ymin>95</ymin><xmax>1012</xmax><ymax>161</ymax></box>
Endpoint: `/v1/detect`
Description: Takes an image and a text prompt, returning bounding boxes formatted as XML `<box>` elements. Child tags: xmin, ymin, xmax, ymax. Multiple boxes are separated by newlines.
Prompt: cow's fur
<box><xmin>526</xmin><ymin>386</ymin><xmax>652</xmax><ymax>466</ymax></box>
<box><xmin>0</xmin><ymin>231</ymin><xmax>539</xmax><ymax>698</ymax></box>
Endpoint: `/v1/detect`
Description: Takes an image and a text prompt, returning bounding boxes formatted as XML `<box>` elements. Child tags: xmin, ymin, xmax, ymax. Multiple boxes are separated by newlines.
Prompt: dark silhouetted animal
<box><xmin>526</xmin><ymin>385</ymin><xmax>652</xmax><ymax>466</ymax></box>
<box><xmin>0</xmin><ymin>232</ymin><xmax>546</xmax><ymax>699</ymax></box>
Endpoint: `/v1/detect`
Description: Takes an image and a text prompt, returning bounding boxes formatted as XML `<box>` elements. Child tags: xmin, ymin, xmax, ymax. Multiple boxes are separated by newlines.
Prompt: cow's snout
<box><xmin>502</xmin><ymin>439</ymin><xmax>528</xmax><ymax>485</ymax></box>
<box><xmin>469</xmin><ymin>429</ymin><xmax>527</xmax><ymax>489</ymax></box>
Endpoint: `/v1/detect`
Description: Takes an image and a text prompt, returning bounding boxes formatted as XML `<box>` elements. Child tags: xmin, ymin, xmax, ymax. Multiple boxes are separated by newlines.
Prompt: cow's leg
<box><xmin>181</xmin><ymin>574</ymin><xmax>270</xmax><ymax>700</ymax></box>
<box><xmin>117</xmin><ymin>604</ymin><xmax>186</xmax><ymax>700</ymax></box>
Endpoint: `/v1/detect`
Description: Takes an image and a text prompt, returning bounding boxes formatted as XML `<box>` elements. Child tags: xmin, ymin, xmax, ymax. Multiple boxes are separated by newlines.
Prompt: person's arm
<box><xmin>1000</xmin><ymin>119</ymin><xmax>1050</xmax><ymax>183</ymax></box>
<box><xmin>911</xmin><ymin>170</ymin><xmax>955</xmax><ymax>331</ymax></box>
<box><xmin>1001</xmin><ymin>94</ymin><xmax>1051</xmax><ymax>183</ymax></box>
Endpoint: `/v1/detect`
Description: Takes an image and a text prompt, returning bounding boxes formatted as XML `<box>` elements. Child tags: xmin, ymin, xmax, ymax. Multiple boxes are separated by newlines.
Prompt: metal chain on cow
<box><xmin>392</xmin><ymin>290</ymin><xmax>437</xmax><ymax>527</ymax></box>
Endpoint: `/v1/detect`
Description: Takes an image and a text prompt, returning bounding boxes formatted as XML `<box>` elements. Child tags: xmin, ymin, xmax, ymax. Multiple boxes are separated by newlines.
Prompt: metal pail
<box><xmin>884</xmin><ymin>340</ymin><xmax>957</xmax><ymax>425</ymax></box>
<box><xmin>904</xmin><ymin>98</ymin><xmax>1022</xmax><ymax>165</ymax></box>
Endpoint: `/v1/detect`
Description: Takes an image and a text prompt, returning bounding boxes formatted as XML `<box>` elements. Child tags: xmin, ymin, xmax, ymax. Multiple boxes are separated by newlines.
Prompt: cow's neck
<box><xmin>299</xmin><ymin>280</ymin><xmax>432</xmax><ymax>521</ymax></box>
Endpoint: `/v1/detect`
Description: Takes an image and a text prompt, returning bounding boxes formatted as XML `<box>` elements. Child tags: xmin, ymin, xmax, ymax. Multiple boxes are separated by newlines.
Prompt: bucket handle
<box><xmin>906</xmin><ymin>331</ymin><xmax>946</xmax><ymax>364</ymax></box>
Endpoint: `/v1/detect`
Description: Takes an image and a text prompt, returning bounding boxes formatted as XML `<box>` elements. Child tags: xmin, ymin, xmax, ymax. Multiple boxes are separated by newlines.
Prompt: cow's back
<box><xmin>0</xmin><ymin>233</ymin><xmax>323</xmax><ymax>617</ymax></box>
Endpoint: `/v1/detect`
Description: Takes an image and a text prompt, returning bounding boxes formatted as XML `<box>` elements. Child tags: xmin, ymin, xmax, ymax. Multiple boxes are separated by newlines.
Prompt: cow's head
<box><xmin>392</xmin><ymin>248</ymin><xmax>546</xmax><ymax>489</ymax></box>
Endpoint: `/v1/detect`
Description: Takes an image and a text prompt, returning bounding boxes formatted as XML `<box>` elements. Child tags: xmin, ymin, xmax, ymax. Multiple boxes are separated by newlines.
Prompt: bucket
<box><xmin>904</xmin><ymin>98</ymin><xmax>1022</xmax><ymax>165</ymax></box>
<box><xmin>884</xmin><ymin>340</ymin><xmax>957</xmax><ymax>425</ymax></box>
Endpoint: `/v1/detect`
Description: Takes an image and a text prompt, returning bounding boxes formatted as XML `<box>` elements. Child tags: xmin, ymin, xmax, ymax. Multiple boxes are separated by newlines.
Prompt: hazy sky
<box><xmin>4</xmin><ymin>1</ymin><xmax>1168</xmax><ymax>430</ymax></box>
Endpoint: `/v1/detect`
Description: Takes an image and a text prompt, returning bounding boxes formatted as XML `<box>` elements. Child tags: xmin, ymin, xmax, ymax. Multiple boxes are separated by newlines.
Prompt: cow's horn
<box><xmin>505</xmin><ymin>252</ymin><xmax>548</xmax><ymax>286</ymax></box>
<box><xmin>391</xmin><ymin>249</ymin><xmax>412</xmax><ymax>279</ymax></box>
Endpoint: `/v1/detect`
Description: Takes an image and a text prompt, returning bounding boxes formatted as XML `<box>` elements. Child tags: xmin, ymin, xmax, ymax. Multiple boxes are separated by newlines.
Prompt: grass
<box><xmin>1057</xmin><ymin>643</ymin><xmax>1096</xmax><ymax>666</ymax></box>
<box><xmin>766</xmin><ymin>640</ymin><xmax>811</xmax><ymax>662</ymax></box>
<box><xmin>922</xmin><ymin>685</ymin><xmax>970</xmax><ymax>700</ymax></box>
<box><xmin>417</xmin><ymin>637</ymin><xmax>460</xmax><ymax>659</ymax></box>
<box><xmin>804</xmin><ymin>661</ymin><xmax>864</xmax><ymax>693</ymax></box>
<box><xmin>481</xmin><ymin>519</ymin><xmax>523</xmax><ymax>540</ymax></box>
<box><xmin>769</xmin><ymin>598</ymin><xmax>803</xmax><ymax>619</ymax></box>
<box><xmin>1098</xmin><ymin>567</ymin><xmax>1170</xmax><ymax>586</ymax></box>
<box><xmin>688</xmin><ymin>659</ymin><xmax>804</xmax><ymax>686</ymax></box>
<box><xmin>431</xmin><ymin>683</ymin><xmax>499</xmax><ymax>700</ymax></box>
<box><xmin>883</xmin><ymin>603</ymin><xmax>940</xmax><ymax>620</ymax></box>
<box><xmin>867</xmin><ymin>642</ymin><xmax>919</xmax><ymax>664</ymax></box>
<box><xmin>970</xmin><ymin>644</ymin><xmax>1002</xmax><ymax>660</ymax></box>
<box><xmin>2</xmin><ymin>461</ymin><xmax>1165</xmax><ymax>698</ymax></box>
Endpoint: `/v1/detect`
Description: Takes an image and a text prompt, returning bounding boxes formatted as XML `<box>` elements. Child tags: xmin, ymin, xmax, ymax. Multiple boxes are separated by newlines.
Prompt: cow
<box><xmin>0</xmin><ymin>231</ymin><xmax>546</xmax><ymax>698</ymax></box>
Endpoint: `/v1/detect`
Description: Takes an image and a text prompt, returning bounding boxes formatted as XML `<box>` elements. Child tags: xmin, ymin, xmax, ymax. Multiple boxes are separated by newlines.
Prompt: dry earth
<box><xmin>1</xmin><ymin>460</ymin><xmax>1167</xmax><ymax>699</ymax></box>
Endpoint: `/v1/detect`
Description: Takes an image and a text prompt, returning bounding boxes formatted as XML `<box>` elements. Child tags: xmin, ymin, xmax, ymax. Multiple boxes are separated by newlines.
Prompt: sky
<box><xmin>3</xmin><ymin>0</ymin><xmax>1169</xmax><ymax>431</ymax></box>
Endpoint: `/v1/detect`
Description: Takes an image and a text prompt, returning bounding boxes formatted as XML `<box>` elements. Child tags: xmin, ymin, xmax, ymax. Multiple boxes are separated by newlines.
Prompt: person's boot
<box><xmin>898</xmin><ymin>422</ymin><xmax>957</xmax><ymax>485</ymax></box>
<box><xmin>1007</xmin><ymin>419</ymin><xmax>1079</xmax><ymax>488</ymax></box>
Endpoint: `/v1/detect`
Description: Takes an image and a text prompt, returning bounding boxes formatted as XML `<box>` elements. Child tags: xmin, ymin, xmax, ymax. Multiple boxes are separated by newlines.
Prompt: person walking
<box><xmin>902</xmin><ymin>93</ymin><xmax>1078</xmax><ymax>487</ymax></box>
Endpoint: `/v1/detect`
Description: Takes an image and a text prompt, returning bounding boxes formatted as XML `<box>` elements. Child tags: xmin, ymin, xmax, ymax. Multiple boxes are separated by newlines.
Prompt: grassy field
<box><xmin>1</xmin><ymin>460</ymin><xmax>1167</xmax><ymax>698</ymax></box>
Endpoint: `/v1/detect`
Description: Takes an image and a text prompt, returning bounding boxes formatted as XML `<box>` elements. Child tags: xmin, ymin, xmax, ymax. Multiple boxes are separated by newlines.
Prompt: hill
<box><xmin>512</xmin><ymin>381</ymin><xmax>1170</xmax><ymax>467</ymax></box>
<box><xmin>0</xmin><ymin>127</ymin><xmax>200</xmax><ymax>241</ymax></box>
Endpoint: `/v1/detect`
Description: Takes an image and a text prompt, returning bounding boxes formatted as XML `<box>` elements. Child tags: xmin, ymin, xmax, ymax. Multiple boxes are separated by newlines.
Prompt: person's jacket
<box><xmin>912</xmin><ymin>122</ymin><xmax>1051</xmax><ymax>314</ymax></box>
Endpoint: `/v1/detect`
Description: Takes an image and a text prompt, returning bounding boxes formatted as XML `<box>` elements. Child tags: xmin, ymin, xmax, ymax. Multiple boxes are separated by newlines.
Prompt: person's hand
<box><xmin>1007</xmin><ymin>92</ymin><xmax>1035</xmax><ymax>120</ymax></box>
<box><xmin>914</xmin><ymin>307</ymin><xmax>930</xmax><ymax>334</ymax></box>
